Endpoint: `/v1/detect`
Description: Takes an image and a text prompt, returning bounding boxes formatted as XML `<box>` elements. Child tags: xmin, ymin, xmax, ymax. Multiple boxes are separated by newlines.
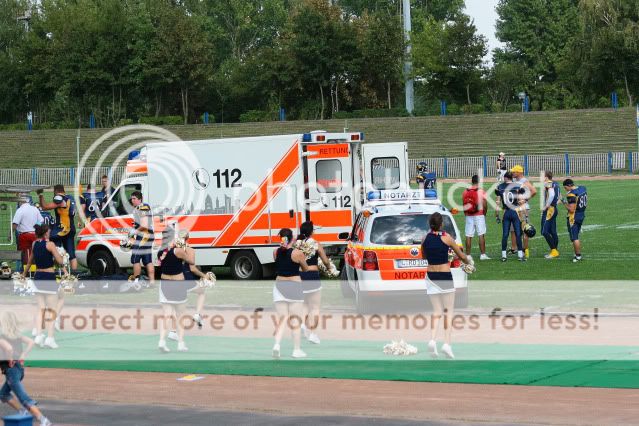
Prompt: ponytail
<box><xmin>34</xmin><ymin>224</ymin><xmax>49</xmax><ymax>238</ymax></box>
<box><xmin>299</xmin><ymin>221</ymin><xmax>314</xmax><ymax>241</ymax></box>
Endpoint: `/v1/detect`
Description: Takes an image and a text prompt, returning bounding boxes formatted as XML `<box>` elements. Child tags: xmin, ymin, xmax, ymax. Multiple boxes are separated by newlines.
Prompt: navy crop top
<box><xmin>33</xmin><ymin>240</ymin><xmax>54</xmax><ymax>269</ymax></box>
<box><xmin>421</xmin><ymin>232</ymin><xmax>450</xmax><ymax>266</ymax></box>
<box><xmin>159</xmin><ymin>248</ymin><xmax>184</xmax><ymax>275</ymax></box>
<box><xmin>276</xmin><ymin>248</ymin><xmax>300</xmax><ymax>277</ymax></box>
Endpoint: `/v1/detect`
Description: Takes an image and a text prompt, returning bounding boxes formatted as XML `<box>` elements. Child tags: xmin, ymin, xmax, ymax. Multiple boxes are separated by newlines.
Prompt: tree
<box><xmin>287</xmin><ymin>0</ymin><xmax>358</xmax><ymax>119</ymax></box>
<box><xmin>567</xmin><ymin>0</ymin><xmax>639</xmax><ymax>105</ymax></box>
<box><xmin>357</xmin><ymin>11</ymin><xmax>404</xmax><ymax>109</ymax></box>
<box><xmin>485</xmin><ymin>62</ymin><xmax>530</xmax><ymax>111</ymax></box>
<box><xmin>495</xmin><ymin>0</ymin><xmax>579</xmax><ymax>110</ymax></box>
<box><xmin>413</xmin><ymin>14</ymin><xmax>487</xmax><ymax>105</ymax></box>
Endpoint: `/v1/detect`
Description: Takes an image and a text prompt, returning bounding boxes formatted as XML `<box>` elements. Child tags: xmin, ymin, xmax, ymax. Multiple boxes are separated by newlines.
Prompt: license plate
<box><xmin>396</xmin><ymin>259</ymin><xmax>428</xmax><ymax>268</ymax></box>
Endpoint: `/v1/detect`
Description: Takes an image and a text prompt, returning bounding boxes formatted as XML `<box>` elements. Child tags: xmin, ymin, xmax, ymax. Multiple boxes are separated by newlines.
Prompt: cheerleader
<box><xmin>272</xmin><ymin>228</ymin><xmax>309</xmax><ymax>359</ymax></box>
<box><xmin>157</xmin><ymin>228</ymin><xmax>206</xmax><ymax>353</ymax></box>
<box><xmin>421</xmin><ymin>213</ymin><xmax>473</xmax><ymax>359</ymax></box>
<box><xmin>22</xmin><ymin>225</ymin><xmax>67</xmax><ymax>349</ymax></box>
<box><xmin>297</xmin><ymin>221</ymin><xmax>332</xmax><ymax>345</ymax></box>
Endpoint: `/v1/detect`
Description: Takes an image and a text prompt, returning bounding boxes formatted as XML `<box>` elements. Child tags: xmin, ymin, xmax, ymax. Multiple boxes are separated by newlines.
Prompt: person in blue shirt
<box><xmin>81</xmin><ymin>184</ymin><xmax>105</xmax><ymax>223</ymax></box>
<box><xmin>542</xmin><ymin>171</ymin><xmax>560</xmax><ymax>259</ymax></box>
<box><xmin>562</xmin><ymin>179</ymin><xmax>587</xmax><ymax>262</ymax></box>
<box><xmin>416</xmin><ymin>162</ymin><xmax>437</xmax><ymax>189</ymax></box>
<box><xmin>494</xmin><ymin>172</ymin><xmax>525</xmax><ymax>262</ymax></box>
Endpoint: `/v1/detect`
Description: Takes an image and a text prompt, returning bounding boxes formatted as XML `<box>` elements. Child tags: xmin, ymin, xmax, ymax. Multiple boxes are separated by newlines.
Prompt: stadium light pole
<box><xmin>402</xmin><ymin>0</ymin><xmax>414</xmax><ymax>115</ymax></box>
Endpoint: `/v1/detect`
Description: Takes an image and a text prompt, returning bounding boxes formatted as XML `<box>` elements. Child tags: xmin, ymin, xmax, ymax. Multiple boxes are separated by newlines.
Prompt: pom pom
<box><xmin>383</xmin><ymin>340</ymin><xmax>418</xmax><ymax>356</ymax></box>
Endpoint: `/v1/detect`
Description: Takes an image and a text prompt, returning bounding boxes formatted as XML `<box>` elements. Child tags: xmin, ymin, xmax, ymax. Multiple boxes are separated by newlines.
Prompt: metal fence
<box><xmin>0</xmin><ymin>152</ymin><xmax>636</xmax><ymax>186</ymax></box>
<box><xmin>0</xmin><ymin>166</ymin><xmax>126</xmax><ymax>186</ymax></box>
<box><xmin>409</xmin><ymin>151</ymin><xmax>638</xmax><ymax>179</ymax></box>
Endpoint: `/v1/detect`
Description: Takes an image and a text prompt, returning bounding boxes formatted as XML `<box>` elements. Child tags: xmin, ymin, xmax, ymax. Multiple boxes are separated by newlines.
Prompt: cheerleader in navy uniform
<box><xmin>297</xmin><ymin>221</ymin><xmax>333</xmax><ymax>345</ymax></box>
<box><xmin>422</xmin><ymin>213</ymin><xmax>473</xmax><ymax>359</ymax></box>
<box><xmin>157</xmin><ymin>228</ymin><xmax>207</xmax><ymax>353</ymax></box>
<box><xmin>272</xmin><ymin>228</ymin><xmax>310</xmax><ymax>359</ymax></box>
<box><xmin>22</xmin><ymin>225</ymin><xmax>67</xmax><ymax>350</ymax></box>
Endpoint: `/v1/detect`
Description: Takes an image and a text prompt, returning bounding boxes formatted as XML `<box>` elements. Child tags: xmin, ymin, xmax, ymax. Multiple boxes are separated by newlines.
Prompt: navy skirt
<box><xmin>300</xmin><ymin>271</ymin><xmax>322</xmax><ymax>294</ymax></box>
<box><xmin>33</xmin><ymin>271</ymin><xmax>58</xmax><ymax>295</ymax></box>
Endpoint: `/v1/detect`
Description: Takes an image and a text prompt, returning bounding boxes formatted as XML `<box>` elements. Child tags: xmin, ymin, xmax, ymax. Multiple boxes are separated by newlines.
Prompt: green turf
<box><xmin>1</xmin><ymin>179</ymin><xmax>637</xmax><ymax>311</ymax></box>
<box><xmin>24</xmin><ymin>332</ymin><xmax>639</xmax><ymax>388</ymax></box>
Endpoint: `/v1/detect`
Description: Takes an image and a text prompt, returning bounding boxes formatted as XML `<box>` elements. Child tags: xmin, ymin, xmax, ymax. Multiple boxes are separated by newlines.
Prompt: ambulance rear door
<box><xmin>302</xmin><ymin>134</ymin><xmax>357</xmax><ymax>245</ymax></box>
<box><xmin>361</xmin><ymin>142</ymin><xmax>409</xmax><ymax>192</ymax></box>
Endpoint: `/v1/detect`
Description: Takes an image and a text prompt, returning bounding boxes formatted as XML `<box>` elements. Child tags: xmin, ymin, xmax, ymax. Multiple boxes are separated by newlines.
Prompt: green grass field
<box><xmin>1</xmin><ymin>179</ymin><xmax>637</xmax><ymax>311</ymax></box>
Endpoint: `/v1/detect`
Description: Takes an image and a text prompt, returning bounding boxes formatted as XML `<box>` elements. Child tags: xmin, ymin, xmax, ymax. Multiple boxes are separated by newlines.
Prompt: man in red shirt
<box><xmin>462</xmin><ymin>175</ymin><xmax>490</xmax><ymax>260</ymax></box>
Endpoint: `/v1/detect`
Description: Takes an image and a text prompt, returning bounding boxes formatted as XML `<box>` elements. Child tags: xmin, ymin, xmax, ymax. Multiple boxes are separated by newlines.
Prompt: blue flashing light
<box><xmin>424</xmin><ymin>189</ymin><xmax>438</xmax><ymax>199</ymax></box>
<box><xmin>302</xmin><ymin>133</ymin><xmax>312</xmax><ymax>142</ymax></box>
<box><xmin>128</xmin><ymin>150</ymin><xmax>140</xmax><ymax>160</ymax></box>
<box><xmin>367</xmin><ymin>191</ymin><xmax>382</xmax><ymax>201</ymax></box>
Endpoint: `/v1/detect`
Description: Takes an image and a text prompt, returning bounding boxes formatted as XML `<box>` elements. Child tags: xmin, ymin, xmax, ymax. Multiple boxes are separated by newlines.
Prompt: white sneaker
<box><xmin>192</xmin><ymin>313</ymin><xmax>203</xmax><ymax>329</ymax></box>
<box><xmin>158</xmin><ymin>340</ymin><xmax>170</xmax><ymax>353</ymax></box>
<box><xmin>301</xmin><ymin>324</ymin><xmax>310</xmax><ymax>339</ymax></box>
<box><xmin>177</xmin><ymin>342</ymin><xmax>189</xmax><ymax>352</ymax></box>
<box><xmin>39</xmin><ymin>416</ymin><xmax>52</xmax><ymax>426</ymax></box>
<box><xmin>272</xmin><ymin>344</ymin><xmax>281</xmax><ymax>359</ymax></box>
<box><xmin>292</xmin><ymin>349</ymin><xmax>307</xmax><ymax>359</ymax></box>
<box><xmin>167</xmin><ymin>331</ymin><xmax>179</xmax><ymax>341</ymax></box>
<box><xmin>43</xmin><ymin>337</ymin><xmax>58</xmax><ymax>349</ymax></box>
<box><xmin>34</xmin><ymin>334</ymin><xmax>45</xmax><ymax>347</ymax></box>
<box><xmin>307</xmin><ymin>332</ymin><xmax>321</xmax><ymax>345</ymax></box>
<box><xmin>479</xmin><ymin>254</ymin><xmax>491</xmax><ymax>260</ymax></box>
<box><xmin>441</xmin><ymin>343</ymin><xmax>455</xmax><ymax>359</ymax></box>
<box><xmin>427</xmin><ymin>340</ymin><xmax>438</xmax><ymax>358</ymax></box>
<box><xmin>54</xmin><ymin>317</ymin><xmax>61</xmax><ymax>332</ymax></box>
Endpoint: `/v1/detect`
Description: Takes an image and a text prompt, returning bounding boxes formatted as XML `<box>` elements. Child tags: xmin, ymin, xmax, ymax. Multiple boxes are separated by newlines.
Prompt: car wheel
<box><xmin>88</xmin><ymin>248</ymin><xmax>117</xmax><ymax>276</ymax></box>
<box><xmin>230</xmin><ymin>251</ymin><xmax>263</xmax><ymax>280</ymax></box>
<box><xmin>340</xmin><ymin>267</ymin><xmax>354</xmax><ymax>298</ymax></box>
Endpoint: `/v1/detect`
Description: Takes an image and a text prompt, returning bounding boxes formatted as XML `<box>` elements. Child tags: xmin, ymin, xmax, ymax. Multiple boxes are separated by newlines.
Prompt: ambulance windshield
<box><xmin>370</xmin><ymin>214</ymin><xmax>456</xmax><ymax>245</ymax></box>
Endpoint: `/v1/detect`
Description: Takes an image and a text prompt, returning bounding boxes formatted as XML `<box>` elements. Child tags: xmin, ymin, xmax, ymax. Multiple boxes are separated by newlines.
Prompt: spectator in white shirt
<box><xmin>12</xmin><ymin>195</ymin><xmax>44</xmax><ymax>272</ymax></box>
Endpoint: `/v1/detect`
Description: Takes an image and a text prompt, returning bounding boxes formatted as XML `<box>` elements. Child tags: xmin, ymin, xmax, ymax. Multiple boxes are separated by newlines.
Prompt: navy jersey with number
<box><xmin>133</xmin><ymin>203</ymin><xmax>154</xmax><ymax>246</ymax></box>
<box><xmin>545</xmin><ymin>181</ymin><xmax>560</xmax><ymax>208</ymax></box>
<box><xmin>495</xmin><ymin>182</ymin><xmax>523</xmax><ymax>211</ymax></box>
<box><xmin>82</xmin><ymin>191</ymin><xmax>105</xmax><ymax>221</ymax></box>
<box><xmin>416</xmin><ymin>172</ymin><xmax>437</xmax><ymax>189</ymax></box>
<box><xmin>40</xmin><ymin>210</ymin><xmax>56</xmax><ymax>227</ymax></box>
<box><xmin>566</xmin><ymin>186</ymin><xmax>587</xmax><ymax>221</ymax></box>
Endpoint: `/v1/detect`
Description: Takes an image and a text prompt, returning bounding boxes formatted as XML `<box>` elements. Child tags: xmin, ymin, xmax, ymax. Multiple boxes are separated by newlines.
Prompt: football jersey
<box><xmin>545</xmin><ymin>181</ymin><xmax>560</xmax><ymax>208</ymax></box>
<box><xmin>416</xmin><ymin>172</ymin><xmax>437</xmax><ymax>189</ymax></box>
<box><xmin>495</xmin><ymin>182</ymin><xmax>523</xmax><ymax>211</ymax></box>
<box><xmin>54</xmin><ymin>194</ymin><xmax>76</xmax><ymax>235</ymax></box>
<box><xmin>566</xmin><ymin>186</ymin><xmax>587</xmax><ymax>220</ymax></box>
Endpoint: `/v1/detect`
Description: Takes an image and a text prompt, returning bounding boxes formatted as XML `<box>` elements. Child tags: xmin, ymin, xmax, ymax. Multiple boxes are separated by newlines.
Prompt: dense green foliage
<box><xmin>0</xmin><ymin>0</ymin><xmax>637</xmax><ymax>127</ymax></box>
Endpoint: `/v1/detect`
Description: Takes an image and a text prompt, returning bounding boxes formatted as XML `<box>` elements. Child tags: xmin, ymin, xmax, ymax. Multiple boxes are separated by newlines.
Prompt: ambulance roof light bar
<box><xmin>302</xmin><ymin>132</ymin><xmax>364</xmax><ymax>143</ymax></box>
<box><xmin>367</xmin><ymin>189</ymin><xmax>438</xmax><ymax>202</ymax></box>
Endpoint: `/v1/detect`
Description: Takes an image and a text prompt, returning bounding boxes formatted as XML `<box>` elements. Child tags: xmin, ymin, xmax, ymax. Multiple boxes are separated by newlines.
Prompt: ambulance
<box><xmin>339</xmin><ymin>189</ymin><xmax>468</xmax><ymax>313</ymax></box>
<box><xmin>76</xmin><ymin>132</ymin><xmax>409</xmax><ymax>279</ymax></box>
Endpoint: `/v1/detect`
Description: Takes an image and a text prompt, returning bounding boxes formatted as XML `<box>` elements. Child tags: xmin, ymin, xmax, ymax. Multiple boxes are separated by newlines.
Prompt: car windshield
<box><xmin>369</xmin><ymin>214</ymin><xmax>457</xmax><ymax>245</ymax></box>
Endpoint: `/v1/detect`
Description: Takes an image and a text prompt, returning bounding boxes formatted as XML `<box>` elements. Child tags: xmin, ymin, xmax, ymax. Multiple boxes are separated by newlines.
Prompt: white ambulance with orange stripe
<box><xmin>76</xmin><ymin>132</ymin><xmax>409</xmax><ymax>279</ymax></box>
<box><xmin>339</xmin><ymin>190</ymin><xmax>468</xmax><ymax>313</ymax></box>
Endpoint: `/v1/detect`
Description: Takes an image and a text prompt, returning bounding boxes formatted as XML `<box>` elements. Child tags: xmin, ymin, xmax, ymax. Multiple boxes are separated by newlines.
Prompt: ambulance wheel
<box><xmin>340</xmin><ymin>268</ymin><xmax>354</xmax><ymax>298</ymax></box>
<box><xmin>230</xmin><ymin>251</ymin><xmax>263</xmax><ymax>280</ymax></box>
<box><xmin>89</xmin><ymin>249</ymin><xmax>116</xmax><ymax>276</ymax></box>
<box><xmin>355</xmin><ymin>284</ymin><xmax>370</xmax><ymax>314</ymax></box>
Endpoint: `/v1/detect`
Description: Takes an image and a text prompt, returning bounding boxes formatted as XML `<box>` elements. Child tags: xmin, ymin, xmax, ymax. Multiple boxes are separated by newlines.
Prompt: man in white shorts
<box><xmin>462</xmin><ymin>175</ymin><xmax>490</xmax><ymax>260</ymax></box>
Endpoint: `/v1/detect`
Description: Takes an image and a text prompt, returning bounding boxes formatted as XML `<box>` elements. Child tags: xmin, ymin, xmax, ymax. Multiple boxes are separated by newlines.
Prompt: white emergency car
<box><xmin>339</xmin><ymin>189</ymin><xmax>468</xmax><ymax>313</ymax></box>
